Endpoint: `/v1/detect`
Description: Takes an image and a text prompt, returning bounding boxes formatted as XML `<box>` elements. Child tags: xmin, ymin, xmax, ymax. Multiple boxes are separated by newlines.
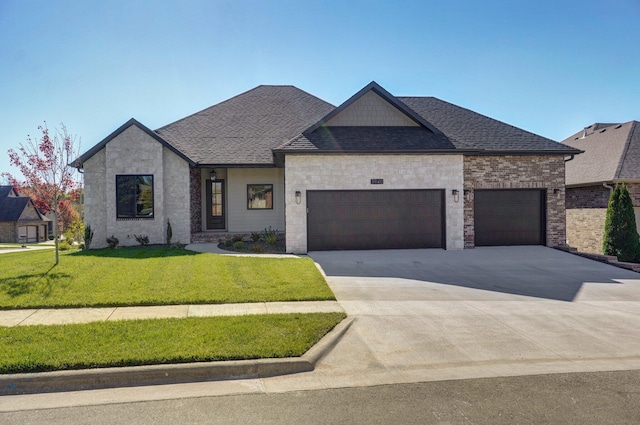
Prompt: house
<box><xmin>0</xmin><ymin>186</ymin><xmax>50</xmax><ymax>243</ymax></box>
<box><xmin>563</xmin><ymin>121</ymin><xmax>640</xmax><ymax>253</ymax></box>
<box><xmin>71</xmin><ymin>82</ymin><xmax>580</xmax><ymax>252</ymax></box>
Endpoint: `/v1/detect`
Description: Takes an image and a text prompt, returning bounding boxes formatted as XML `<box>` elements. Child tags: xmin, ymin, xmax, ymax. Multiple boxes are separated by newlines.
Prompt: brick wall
<box><xmin>566</xmin><ymin>185</ymin><xmax>610</xmax><ymax>208</ymax></box>
<box><xmin>566</xmin><ymin>208</ymin><xmax>606</xmax><ymax>254</ymax></box>
<box><xmin>463</xmin><ymin>155</ymin><xmax>566</xmax><ymax>248</ymax></box>
<box><xmin>565</xmin><ymin>183</ymin><xmax>640</xmax><ymax>254</ymax></box>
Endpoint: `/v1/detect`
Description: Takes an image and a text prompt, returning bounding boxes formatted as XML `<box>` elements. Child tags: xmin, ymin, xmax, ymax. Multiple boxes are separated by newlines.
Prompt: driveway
<box><xmin>265</xmin><ymin>246</ymin><xmax>640</xmax><ymax>390</ymax></box>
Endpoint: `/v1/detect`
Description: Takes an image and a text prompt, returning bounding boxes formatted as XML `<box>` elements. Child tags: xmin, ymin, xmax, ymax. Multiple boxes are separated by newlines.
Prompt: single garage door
<box><xmin>307</xmin><ymin>189</ymin><xmax>444</xmax><ymax>251</ymax></box>
<box><xmin>474</xmin><ymin>189</ymin><xmax>545</xmax><ymax>246</ymax></box>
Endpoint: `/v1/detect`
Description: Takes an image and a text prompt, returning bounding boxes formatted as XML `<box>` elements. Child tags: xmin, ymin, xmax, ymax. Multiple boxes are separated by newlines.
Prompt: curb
<box><xmin>0</xmin><ymin>317</ymin><xmax>354</xmax><ymax>396</ymax></box>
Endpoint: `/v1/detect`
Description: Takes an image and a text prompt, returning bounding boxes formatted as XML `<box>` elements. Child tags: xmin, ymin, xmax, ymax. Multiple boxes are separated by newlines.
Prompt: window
<box><xmin>116</xmin><ymin>175</ymin><xmax>154</xmax><ymax>218</ymax></box>
<box><xmin>247</xmin><ymin>184</ymin><xmax>273</xmax><ymax>209</ymax></box>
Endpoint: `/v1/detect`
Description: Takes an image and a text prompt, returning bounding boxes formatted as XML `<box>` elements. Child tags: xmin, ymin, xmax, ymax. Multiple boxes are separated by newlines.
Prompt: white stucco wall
<box><xmin>83</xmin><ymin>125</ymin><xmax>190</xmax><ymax>248</ymax></box>
<box><xmin>285</xmin><ymin>154</ymin><xmax>464</xmax><ymax>253</ymax></box>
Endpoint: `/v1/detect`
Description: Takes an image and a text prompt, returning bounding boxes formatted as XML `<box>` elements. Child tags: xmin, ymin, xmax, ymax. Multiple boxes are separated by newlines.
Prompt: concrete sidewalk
<box><xmin>0</xmin><ymin>301</ymin><xmax>344</xmax><ymax>327</ymax></box>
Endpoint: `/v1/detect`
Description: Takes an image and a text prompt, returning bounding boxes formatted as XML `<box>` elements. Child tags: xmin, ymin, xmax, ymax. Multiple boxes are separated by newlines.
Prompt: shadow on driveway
<box><xmin>309</xmin><ymin>246</ymin><xmax>640</xmax><ymax>302</ymax></box>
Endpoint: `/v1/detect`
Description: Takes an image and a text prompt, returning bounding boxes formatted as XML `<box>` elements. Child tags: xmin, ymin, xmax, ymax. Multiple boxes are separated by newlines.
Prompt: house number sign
<box><xmin>370</xmin><ymin>179</ymin><xmax>384</xmax><ymax>184</ymax></box>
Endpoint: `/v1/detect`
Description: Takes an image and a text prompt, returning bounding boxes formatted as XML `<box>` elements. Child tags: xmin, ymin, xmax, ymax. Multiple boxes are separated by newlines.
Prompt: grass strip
<box><xmin>0</xmin><ymin>313</ymin><xmax>346</xmax><ymax>374</ymax></box>
<box><xmin>0</xmin><ymin>248</ymin><xmax>335</xmax><ymax>309</ymax></box>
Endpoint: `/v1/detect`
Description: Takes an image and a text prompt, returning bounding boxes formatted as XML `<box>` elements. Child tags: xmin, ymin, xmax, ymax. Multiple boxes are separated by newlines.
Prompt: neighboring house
<box><xmin>563</xmin><ymin>121</ymin><xmax>640</xmax><ymax>253</ymax></box>
<box><xmin>0</xmin><ymin>186</ymin><xmax>50</xmax><ymax>243</ymax></box>
<box><xmin>71</xmin><ymin>82</ymin><xmax>579</xmax><ymax>252</ymax></box>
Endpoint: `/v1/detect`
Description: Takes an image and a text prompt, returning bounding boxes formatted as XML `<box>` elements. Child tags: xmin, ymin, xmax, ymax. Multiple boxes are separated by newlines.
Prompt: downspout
<box><xmin>564</xmin><ymin>155</ymin><xmax>575</xmax><ymax>162</ymax></box>
<box><xmin>603</xmin><ymin>182</ymin><xmax>614</xmax><ymax>192</ymax></box>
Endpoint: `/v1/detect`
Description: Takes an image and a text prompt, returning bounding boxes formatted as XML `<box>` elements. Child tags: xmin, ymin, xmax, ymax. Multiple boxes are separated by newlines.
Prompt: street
<box><xmin>2</xmin><ymin>370</ymin><xmax>639</xmax><ymax>424</ymax></box>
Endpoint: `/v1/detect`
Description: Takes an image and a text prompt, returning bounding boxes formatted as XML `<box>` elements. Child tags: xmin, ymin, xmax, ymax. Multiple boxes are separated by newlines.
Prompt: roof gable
<box><xmin>305</xmin><ymin>81</ymin><xmax>441</xmax><ymax>134</ymax></box>
<box><xmin>71</xmin><ymin>118</ymin><xmax>195</xmax><ymax>169</ymax></box>
<box><xmin>0</xmin><ymin>189</ymin><xmax>47</xmax><ymax>222</ymax></box>
<box><xmin>0</xmin><ymin>185</ymin><xmax>18</xmax><ymax>199</ymax></box>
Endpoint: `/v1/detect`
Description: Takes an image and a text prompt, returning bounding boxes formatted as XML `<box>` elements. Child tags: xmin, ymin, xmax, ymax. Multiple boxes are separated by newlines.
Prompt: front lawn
<box><xmin>0</xmin><ymin>247</ymin><xmax>335</xmax><ymax>309</ymax></box>
<box><xmin>0</xmin><ymin>313</ymin><xmax>346</xmax><ymax>373</ymax></box>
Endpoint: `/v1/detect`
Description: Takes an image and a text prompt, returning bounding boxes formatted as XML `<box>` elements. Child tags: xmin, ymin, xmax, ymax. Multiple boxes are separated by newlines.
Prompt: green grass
<box><xmin>0</xmin><ymin>247</ymin><xmax>335</xmax><ymax>309</ymax></box>
<box><xmin>0</xmin><ymin>313</ymin><xmax>346</xmax><ymax>374</ymax></box>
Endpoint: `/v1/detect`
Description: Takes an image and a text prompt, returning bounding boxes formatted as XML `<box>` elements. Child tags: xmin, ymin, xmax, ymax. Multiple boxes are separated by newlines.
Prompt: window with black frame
<box><xmin>247</xmin><ymin>184</ymin><xmax>273</xmax><ymax>209</ymax></box>
<box><xmin>116</xmin><ymin>175</ymin><xmax>154</xmax><ymax>218</ymax></box>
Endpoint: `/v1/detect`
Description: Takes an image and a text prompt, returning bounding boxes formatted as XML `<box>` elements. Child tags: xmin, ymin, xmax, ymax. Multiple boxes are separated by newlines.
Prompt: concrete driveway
<box><xmin>265</xmin><ymin>246</ymin><xmax>640</xmax><ymax>390</ymax></box>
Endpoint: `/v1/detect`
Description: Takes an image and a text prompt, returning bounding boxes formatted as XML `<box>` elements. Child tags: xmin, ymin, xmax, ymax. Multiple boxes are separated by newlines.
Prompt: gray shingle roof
<box><xmin>77</xmin><ymin>83</ymin><xmax>580</xmax><ymax>168</ymax></box>
<box><xmin>398</xmin><ymin>97</ymin><xmax>578</xmax><ymax>153</ymax></box>
<box><xmin>285</xmin><ymin>126</ymin><xmax>456</xmax><ymax>151</ymax></box>
<box><xmin>155</xmin><ymin>85</ymin><xmax>335</xmax><ymax>165</ymax></box>
<box><xmin>562</xmin><ymin>121</ymin><xmax>640</xmax><ymax>186</ymax></box>
<box><xmin>0</xmin><ymin>186</ymin><xmax>47</xmax><ymax>222</ymax></box>
<box><xmin>277</xmin><ymin>83</ymin><xmax>578</xmax><ymax>155</ymax></box>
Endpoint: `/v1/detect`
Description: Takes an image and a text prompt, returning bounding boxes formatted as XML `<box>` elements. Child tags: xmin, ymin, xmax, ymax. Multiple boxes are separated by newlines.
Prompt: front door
<box><xmin>206</xmin><ymin>179</ymin><xmax>225</xmax><ymax>230</ymax></box>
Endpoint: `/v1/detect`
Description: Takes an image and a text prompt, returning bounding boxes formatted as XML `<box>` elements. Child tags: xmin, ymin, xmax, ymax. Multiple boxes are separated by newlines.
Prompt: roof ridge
<box><xmin>156</xmin><ymin>85</ymin><xmax>319</xmax><ymax>132</ymax></box>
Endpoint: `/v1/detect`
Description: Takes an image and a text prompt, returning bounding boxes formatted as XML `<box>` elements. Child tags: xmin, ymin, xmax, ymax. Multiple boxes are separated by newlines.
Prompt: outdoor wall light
<box><xmin>463</xmin><ymin>189</ymin><xmax>471</xmax><ymax>201</ymax></box>
<box><xmin>210</xmin><ymin>169</ymin><xmax>216</xmax><ymax>181</ymax></box>
<box><xmin>295</xmin><ymin>190</ymin><xmax>302</xmax><ymax>204</ymax></box>
<box><xmin>553</xmin><ymin>188</ymin><xmax>561</xmax><ymax>199</ymax></box>
<box><xmin>452</xmin><ymin>189</ymin><xmax>460</xmax><ymax>203</ymax></box>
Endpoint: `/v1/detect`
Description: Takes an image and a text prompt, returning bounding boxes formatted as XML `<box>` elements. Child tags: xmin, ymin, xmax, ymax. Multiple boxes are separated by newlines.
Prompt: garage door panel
<box><xmin>307</xmin><ymin>190</ymin><xmax>444</xmax><ymax>251</ymax></box>
<box><xmin>474</xmin><ymin>190</ymin><xmax>545</xmax><ymax>246</ymax></box>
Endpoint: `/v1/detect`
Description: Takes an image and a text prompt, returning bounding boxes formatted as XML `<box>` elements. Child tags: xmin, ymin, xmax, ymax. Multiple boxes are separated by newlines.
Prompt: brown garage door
<box><xmin>474</xmin><ymin>190</ymin><xmax>545</xmax><ymax>246</ymax></box>
<box><xmin>307</xmin><ymin>189</ymin><xmax>444</xmax><ymax>251</ymax></box>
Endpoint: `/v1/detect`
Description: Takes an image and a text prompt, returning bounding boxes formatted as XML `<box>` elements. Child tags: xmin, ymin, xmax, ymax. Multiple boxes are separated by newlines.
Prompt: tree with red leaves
<box><xmin>2</xmin><ymin>122</ymin><xmax>81</xmax><ymax>264</ymax></box>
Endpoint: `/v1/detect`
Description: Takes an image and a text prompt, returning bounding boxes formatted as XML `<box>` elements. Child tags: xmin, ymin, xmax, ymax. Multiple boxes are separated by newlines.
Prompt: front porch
<box><xmin>189</xmin><ymin>167</ymin><xmax>286</xmax><ymax>238</ymax></box>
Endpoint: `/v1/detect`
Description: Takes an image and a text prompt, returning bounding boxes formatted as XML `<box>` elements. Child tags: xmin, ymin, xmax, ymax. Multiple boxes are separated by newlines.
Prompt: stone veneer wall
<box><xmin>463</xmin><ymin>155</ymin><xmax>566</xmax><ymax>248</ymax></box>
<box><xmin>285</xmin><ymin>154</ymin><xmax>464</xmax><ymax>254</ymax></box>
<box><xmin>189</xmin><ymin>168</ymin><xmax>201</xmax><ymax>234</ymax></box>
<box><xmin>84</xmin><ymin>125</ymin><xmax>190</xmax><ymax>248</ymax></box>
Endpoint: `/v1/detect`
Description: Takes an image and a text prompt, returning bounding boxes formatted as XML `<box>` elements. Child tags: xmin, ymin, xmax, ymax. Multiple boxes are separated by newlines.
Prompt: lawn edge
<box><xmin>0</xmin><ymin>317</ymin><xmax>354</xmax><ymax>395</ymax></box>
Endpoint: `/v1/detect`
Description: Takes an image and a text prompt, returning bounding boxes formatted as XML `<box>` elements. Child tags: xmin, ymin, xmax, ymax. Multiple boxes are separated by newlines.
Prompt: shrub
<box><xmin>84</xmin><ymin>225</ymin><xmax>94</xmax><ymax>250</ymax></box>
<box><xmin>63</xmin><ymin>229</ymin><xmax>75</xmax><ymax>245</ymax></box>
<box><xmin>134</xmin><ymin>234</ymin><xmax>149</xmax><ymax>246</ymax></box>
<box><xmin>232</xmin><ymin>234</ymin><xmax>244</xmax><ymax>242</ymax></box>
<box><xmin>250</xmin><ymin>245</ymin><xmax>264</xmax><ymax>253</ymax></box>
<box><xmin>233</xmin><ymin>241</ymin><xmax>244</xmax><ymax>250</ymax></box>
<box><xmin>166</xmin><ymin>220</ymin><xmax>173</xmax><ymax>245</ymax></box>
<box><xmin>603</xmin><ymin>183</ymin><xmax>640</xmax><ymax>262</ymax></box>
<box><xmin>106</xmin><ymin>235</ymin><xmax>119</xmax><ymax>249</ymax></box>
<box><xmin>58</xmin><ymin>241</ymin><xmax>72</xmax><ymax>251</ymax></box>
<box><xmin>251</xmin><ymin>232</ymin><xmax>261</xmax><ymax>242</ymax></box>
<box><xmin>261</xmin><ymin>226</ymin><xmax>279</xmax><ymax>246</ymax></box>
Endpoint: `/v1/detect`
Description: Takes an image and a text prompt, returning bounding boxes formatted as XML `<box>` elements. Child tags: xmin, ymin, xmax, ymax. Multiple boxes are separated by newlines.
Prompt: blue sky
<box><xmin>1</xmin><ymin>0</ymin><xmax>638</xmax><ymax>179</ymax></box>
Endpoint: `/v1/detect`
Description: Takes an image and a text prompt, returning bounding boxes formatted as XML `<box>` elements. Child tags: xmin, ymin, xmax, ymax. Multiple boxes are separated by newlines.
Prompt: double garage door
<box><xmin>307</xmin><ymin>190</ymin><xmax>444</xmax><ymax>251</ymax></box>
<box><xmin>306</xmin><ymin>189</ymin><xmax>546</xmax><ymax>251</ymax></box>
